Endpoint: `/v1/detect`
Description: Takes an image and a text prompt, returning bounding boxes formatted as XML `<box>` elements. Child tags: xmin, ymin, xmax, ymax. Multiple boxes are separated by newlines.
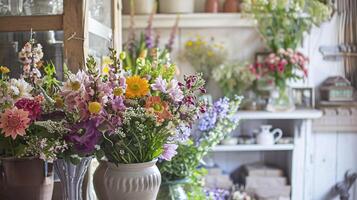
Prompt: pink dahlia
<box><xmin>0</xmin><ymin>107</ymin><xmax>31</xmax><ymax>139</ymax></box>
<box><xmin>15</xmin><ymin>98</ymin><xmax>42</xmax><ymax>121</ymax></box>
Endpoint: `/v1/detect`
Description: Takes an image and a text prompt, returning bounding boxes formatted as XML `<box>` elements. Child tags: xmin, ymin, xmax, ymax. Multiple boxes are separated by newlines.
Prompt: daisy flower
<box><xmin>125</xmin><ymin>75</ymin><xmax>149</xmax><ymax>99</ymax></box>
<box><xmin>0</xmin><ymin>107</ymin><xmax>31</xmax><ymax>139</ymax></box>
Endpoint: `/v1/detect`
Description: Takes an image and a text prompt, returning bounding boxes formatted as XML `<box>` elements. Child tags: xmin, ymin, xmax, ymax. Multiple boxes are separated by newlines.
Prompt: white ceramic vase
<box><xmin>159</xmin><ymin>0</ymin><xmax>194</xmax><ymax>14</ymax></box>
<box><xmin>93</xmin><ymin>160</ymin><xmax>161</xmax><ymax>200</ymax></box>
<box><xmin>122</xmin><ymin>0</ymin><xmax>156</xmax><ymax>14</ymax></box>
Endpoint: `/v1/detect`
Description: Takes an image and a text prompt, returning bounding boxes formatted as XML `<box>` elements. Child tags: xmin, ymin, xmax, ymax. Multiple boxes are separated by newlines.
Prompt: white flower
<box><xmin>167</xmin><ymin>79</ymin><xmax>184</xmax><ymax>102</ymax></box>
<box><xmin>9</xmin><ymin>78</ymin><xmax>33</xmax><ymax>99</ymax></box>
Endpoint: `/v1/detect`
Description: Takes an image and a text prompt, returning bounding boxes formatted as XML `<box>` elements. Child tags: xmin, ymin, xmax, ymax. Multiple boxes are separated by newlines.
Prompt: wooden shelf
<box><xmin>0</xmin><ymin>15</ymin><xmax>63</xmax><ymax>32</ymax></box>
<box><xmin>122</xmin><ymin>13</ymin><xmax>256</xmax><ymax>29</ymax></box>
<box><xmin>212</xmin><ymin>144</ymin><xmax>294</xmax><ymax>152</ymax></box>
<box><xmin>236</xmin><ymin>109</ymin><xmax>323</xmax><ymax>120</ymax></box>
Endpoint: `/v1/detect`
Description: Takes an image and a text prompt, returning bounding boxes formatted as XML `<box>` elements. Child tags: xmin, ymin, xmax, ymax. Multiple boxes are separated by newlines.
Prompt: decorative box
<box><xmin>320</xmin><ymin>76</ymin><xmax>354</xmax><ymax>101</ymax></box>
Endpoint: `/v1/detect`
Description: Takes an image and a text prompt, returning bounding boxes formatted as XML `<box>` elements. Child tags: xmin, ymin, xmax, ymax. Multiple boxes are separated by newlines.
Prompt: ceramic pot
<box><xmin>122</xmin><ymin>0</ymin><xmax>156</xmax><ymax>14</ymax></box>
<box><xmin>54</xmin><ymin>157</ymin><xmax>92</xmax><ymax>200</ymax></box>
<box><xmin>93</xmin><ymin>160</ymin><xmax>161</xmax><ymax>200</ymax></box>
<box><xmin>256</xmin><ymin>125</ymin><xmax>283</xmax><ymax>145</ymax></box>
<box><xmin>0</xmin><ymin>157</ymin><xmax>54</xmax><ymax>200</ymax></box>
<box><xmin>223</xmin><ymin>0</ymin><xmax>238</xmax><ymax>12</ymax></box>
<box><xmin>159</xmin><ymin>0</ymin><xmax>194</xmax><ymax>14</ymax></box>
<box><xmin>205</xmin><ymin>0</ymin><xmax>219</xmax><ymax>13</ymax></box>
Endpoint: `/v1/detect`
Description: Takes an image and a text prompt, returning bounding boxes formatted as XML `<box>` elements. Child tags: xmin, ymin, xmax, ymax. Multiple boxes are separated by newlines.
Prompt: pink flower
<box><xmin>0</xmin><ymin>107</ymin><xmax>31</xmax><ymax>139</ymax></box>
<box><xmin>15</xmin><ymin>98</ymin><xmax>41</xmax><ymax>121</ymax></box>
<box><xmin>160</xmin><ymin>143</ymin><xmax>178</xmax><ymax>161</ymax></box>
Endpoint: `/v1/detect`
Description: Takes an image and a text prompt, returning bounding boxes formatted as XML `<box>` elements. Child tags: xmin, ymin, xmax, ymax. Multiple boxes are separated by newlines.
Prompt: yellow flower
<box><xmin>125</xmin><ymin>75</ymin><xmax>149</xmax><ymax>99</ymax></box>
<box><xmin>102</xmin><ymin>66</ymin><xmax>110</xmax><ymax>75</ymax></box>
<box><xmin>88</xmin><ymin>102</ymin><xmax>102</xmax><ymax>114</ymax></box>
<box><xmin>102</xmin><ymin>56</ymin><xmax>114</xmax><ymax>66</ymax></box>
<box><xmin>0</xmin><ymin>66</ymin><xmax>10</xmax><ymax>74</ymax></box>
<box><xmin>70</xmin><ymin>81</ymin><xmax>81</xmax><ymax>91</ymax></box>
<box><xmin>113</xmin><ymin>87</ymin><xmax>123</xmax><ymax>96</ymax></box>
<box><xmin>186</xmin><ymin>41</ymin><xmax>193</xmax><ymax>47</ymax></box>
<box><xmin>207</xmin><ymin>51</ymin><xmax>214</xmax><ymax>57</ymax></box>
<box><xmin>54</xmin><ymin>97</ymin><xmax>64</xmax><ymax>108</ymax></box>
<box><xmin>102</xmin><ymin>56</ymin><xmax>113</xmax><ymax>75</ymax></box>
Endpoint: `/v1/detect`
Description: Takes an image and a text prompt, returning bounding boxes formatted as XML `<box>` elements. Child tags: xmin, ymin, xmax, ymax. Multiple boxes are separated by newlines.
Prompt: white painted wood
<box><xmin>311</xmin><ymin>132</ymin><xmax>338</xmax><ymax>200</ymax></box>
<box><xmin>212</xmin><ymin>144</ymin><xmax>294</xmax><ymax>152</ymax></box>
<box><xmin>291</xmin><ymin>120</ymin><xmax>307</xmax><ymax>200</ymax></box>
<box><xmin>122</xmin><ymin>13</ymin><xmax>256</xmax><ymax>29</ymax></box>
<box><xmin>88</xmin><ymin>17</ymin><xmax>113</xmax><ymax>41</ymax></box>
<box><xmin>237</xmin><ymin>110</ymin><xmax>323</xmax><ymax>120</ymax></box>
<box><xmin>336</xmin><ymin>132</ymin><xmax>357</xmax><ymax>200</ymax></box>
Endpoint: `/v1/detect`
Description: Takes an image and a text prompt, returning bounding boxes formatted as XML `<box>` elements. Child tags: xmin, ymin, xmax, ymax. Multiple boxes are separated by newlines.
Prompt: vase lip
<box><xmin>106</xmin><ymin>159</ymin><xmax>158</xmax><ymax>170</ymax></box>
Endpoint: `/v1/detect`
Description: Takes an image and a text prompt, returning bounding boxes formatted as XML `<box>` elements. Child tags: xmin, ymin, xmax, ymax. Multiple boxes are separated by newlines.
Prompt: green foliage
<box><xmin>41</xmin><ymin>62</ymin><xmax>61</xmax><ymax>97</ymax></box>
<box><xmin>101</xmin><ymin>107</ymin><xmax>172</xmax><ymax>164</ymax></box>
<box><xmin>213</xmin><ymin>61</ymin><xmax>256</xmax><ymax>98</ymax></box>
<box><xmin>159</xmin><ymin>97</ymin><xmax>242</xmax><ymax>199</ymax></box>
<box><xmin>243</xmin><ymin>0</ymin><xmax>332</xmax><ymax>51</ymax></box>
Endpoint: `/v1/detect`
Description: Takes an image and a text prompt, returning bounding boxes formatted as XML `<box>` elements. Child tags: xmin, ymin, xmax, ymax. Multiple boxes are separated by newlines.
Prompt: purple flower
<box><xmin>169</xmin><ymin>125</ymin><xmax>191</xmax><ymax>143</ymax></box>
<box><xmin>168</xmin><ymin>79</ymin><xmax>184</xmax><ymax>102</ymax></box>
<box><xmin>160</xmin><ymin>144</ymin><xmax>178</xmax><ymax>161</ymax></box>
<box><xmin>213</xmin><ymin>97</ymin><xmax>230</xmax><ymax>118</ymax></box>
<box><xmin>112</xmin><ymin>96</ymin><xmax>126</xmax><ymax>112</ymax></box>
<box><xmin>65</xmin><ymin>119</ymin><xmax>101</xmax><ymax>154</ymax></box>
<box><xmin>198</xmin><ymin>110</ymin><xmax>217</xmax><ymax>131</ymax></box>
<box><xmin>151</xmin><ymin>76</ymin><xmax>167</xmax><ymax>92</ymax></box>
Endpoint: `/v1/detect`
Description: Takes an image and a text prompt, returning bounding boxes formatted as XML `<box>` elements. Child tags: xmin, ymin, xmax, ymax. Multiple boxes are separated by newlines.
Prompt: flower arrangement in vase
<box><xmin>242</xmin><ymin>0</ymin><xmax>332</xmax><ymax>51</ymax></box>
<box><xmin>184</xmin><ymin>36</ymin><xmax>227</xmax><ymax>81</ymax></box>
<box><xmin>86</xmin><ymin>45</ymin><xmax>206</xmax><ymax>199</ymax></box>
<box><xmin>250</xmin><ymin>48</ymin><xmax>309</xmax><ymax>112</ymax></box>
<box><xmin>0</xmin><ymin>39</ymin><xmax>66</xmax><ymax>200</ymax></box>
<box><xmin>158</xmin><ymin>96</ymin><xmax>242</xmax><ymax>199</ymax></box>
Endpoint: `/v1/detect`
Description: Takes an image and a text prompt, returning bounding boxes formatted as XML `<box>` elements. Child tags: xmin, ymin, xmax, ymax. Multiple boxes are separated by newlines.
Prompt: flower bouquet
<box><xmin>242</xmin><ymin>0</ymin><xmax>332</xmax><ymax>51</ymax></box>
<box><xmin>184</xmin><ymin>36</ymin><xmax>227</xmax><ymax>81</ymax></box>
<box><xmin>0</xmin><ymin>40</ymin><xmax>66</xmax><ymax>200</ymax></box>
<box><xmin>158</xmin><ymin>96</ymin><xmax>242</xmax><ymax>200</ymax></box>
<box><xmin>94</xmin><ymin>47</ymin><xmax>206</xmax><ymax>200</ymax></box>
<box><xmin>250</xmin><ymin>48</ymin><xmax>309</xmax><ymax>111</ymax></box>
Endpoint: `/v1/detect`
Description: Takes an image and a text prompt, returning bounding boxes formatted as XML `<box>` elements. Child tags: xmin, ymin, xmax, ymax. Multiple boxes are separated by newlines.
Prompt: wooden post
<box><xmin>63</xmin><ymin>0</ymin><xmax>87</xmax><ymax>72</ymax></box>
<box><xmin>112</xmin><ymin>0</ymin><xmax>122</xmax><ymax>50</ymax></box>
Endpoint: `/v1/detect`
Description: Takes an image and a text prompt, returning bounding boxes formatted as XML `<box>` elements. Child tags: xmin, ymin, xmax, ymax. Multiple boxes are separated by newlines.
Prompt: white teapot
<box><xmin>256</xmin><ymin>125</ymin><xmax>283</xmax><ymax>145</ymax></box>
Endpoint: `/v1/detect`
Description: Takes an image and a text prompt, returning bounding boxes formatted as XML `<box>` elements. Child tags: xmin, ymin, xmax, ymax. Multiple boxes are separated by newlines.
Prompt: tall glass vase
<box><xmin>266</xmin><ymin>85</ymin><xmax>295</xmax><ymax>112</ymax></box>
<box><xmin>54</xmin><ymin>157</ymin><xmax>92</xmax><ymax>200</ymax></box>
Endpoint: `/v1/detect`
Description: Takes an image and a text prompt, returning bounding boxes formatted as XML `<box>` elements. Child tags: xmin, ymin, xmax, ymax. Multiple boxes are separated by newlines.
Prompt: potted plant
<box><xmin>159</xmin><ymin>0</ymin><xmax>195</xmax><ymax>14</ymax></box>
<box><xmin>157</xmin><ymin>96</ymin><xmax>242</xmax><ymax>199</ymax></box>
<box><xmin>250</xmin><ymin>49</ymin><xmax>309</xmax><ymax>112</ymax></box>
<box><xmin>0</xmin><ymin>40</ymin><xmax>66</xmax><ymax>200</ymax></box>
<box><xmin>88</xmin><ymin>45</ymin><xmax>206</xmax><ymax>200</ymax></box>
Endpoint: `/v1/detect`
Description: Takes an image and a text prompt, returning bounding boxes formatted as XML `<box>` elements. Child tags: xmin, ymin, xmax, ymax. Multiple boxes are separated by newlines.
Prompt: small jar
<box><xmin>205</xmin><ymin>0</ymin><xmax>219</xmax><ymax>13</ymax></box>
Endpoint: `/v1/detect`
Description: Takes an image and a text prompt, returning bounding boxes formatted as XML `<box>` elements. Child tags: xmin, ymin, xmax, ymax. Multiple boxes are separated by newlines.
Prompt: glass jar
<box><xmin>157</xmin><ymin>179</ymin><xmax>188</xmax><ymax>200</ymax></box>
<box><xmin>266</xmin><ymin>85</ymin><xmax>295</xmax><ymax>112</ymax></box>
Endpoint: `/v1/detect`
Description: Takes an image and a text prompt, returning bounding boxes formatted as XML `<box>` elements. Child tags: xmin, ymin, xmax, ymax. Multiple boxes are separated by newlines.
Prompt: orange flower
<box><xmin>125</xmin><ymin>75</ymin><xmax>149</xmax><ymax>99</ymax></box>
<box><xmin>0</xmin><ymin>107</ymin><xmax>31</xmax><ymax>139</ymax></box>
<box><xmin>145</xmin><ymin>96</ymin><xmax>172</xmax><ymax>123</ymax></box>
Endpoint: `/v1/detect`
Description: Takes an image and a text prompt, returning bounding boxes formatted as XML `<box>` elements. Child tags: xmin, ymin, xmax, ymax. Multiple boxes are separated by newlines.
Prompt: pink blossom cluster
<box><xmin>250</xmin><ymin>48</ymin><xmax>309</xmax><ymax>82</ymax></box>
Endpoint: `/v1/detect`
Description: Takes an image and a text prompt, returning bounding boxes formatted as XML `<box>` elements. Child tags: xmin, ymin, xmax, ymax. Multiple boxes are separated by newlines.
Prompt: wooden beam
<box><xmin>63</xmin><ymin>0</ymin><xmax>86</xmax><ymax>73</ymax></box>
<box><xmin>0</xmin><ymin>15</ymin><xmax>63</xmax><ymax>32</ymax></box>
<box><xmin>112</xmin><ymin>0</ymin><xmax>121</xmax><ymax>50</ymax></box>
